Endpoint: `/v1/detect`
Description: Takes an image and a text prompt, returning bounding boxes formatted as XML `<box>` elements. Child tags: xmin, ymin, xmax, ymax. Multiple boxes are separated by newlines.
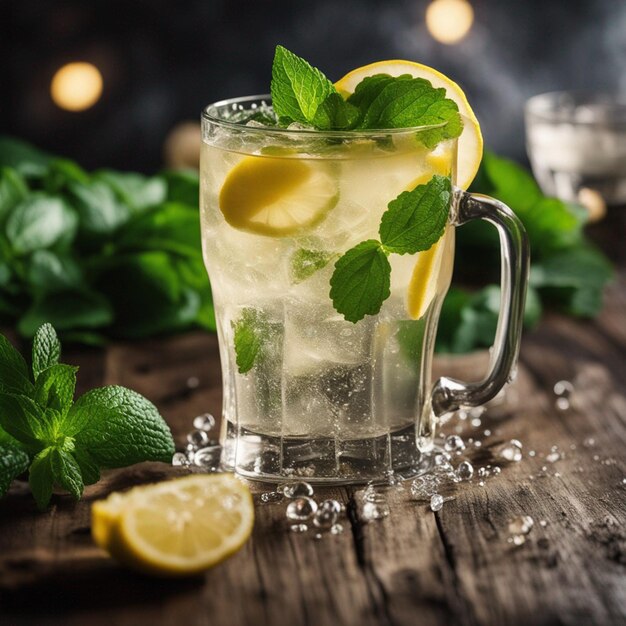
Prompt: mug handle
<box><xmin>430</xmin><ymin>190</ymin><xmax>530</xmax><ymax>416</ymax></box>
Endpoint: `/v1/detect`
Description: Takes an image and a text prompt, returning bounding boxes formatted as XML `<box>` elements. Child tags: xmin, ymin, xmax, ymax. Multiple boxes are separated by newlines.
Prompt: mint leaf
<box><xmin>29</xmin><ymin>448</ymin><xmax>54</xmax><ymax>510</ymax></box>
<box><xmin>32</xmin><ymin>323</ymin><xmax>61</xmax><ymax>379</ymax></box>
<box><xmin>0</xmin><ymin>333</ymin><xmax>34</xmax><ymax>395</ymax></box>
<box><xmin>69</xmin><ymin>386</ymin><xmax>175</xmax><ymax>466</ymax></box>
<box><xmin>291</xmin><ymin>249</ymin><xmax>335</xmax><ymax>283</ymax></box>
<box><xmin>5</xmin><ymin>194</ymin><xmax>78</xmax><ymax>254</ymax></box>
<box><xmin>271</xmin><ymin>46</ymin><xmax>336</xmax><ymax>126</ymax></box>
<box><xmin>50</xmin><ymin>446</ymin><xmax>83</xmax><ymax>501</ymax></box>
<box><xmin>0</xmin><ymin>441</ymin><xmax>29</xmax><ymax>497</ymax></box>
<box><xmin>312</xmin><ymin>92</ymin><xmax>359</xmax><ymax>130</ymax></box>
<box><xmin>0</xmin><ymin>393</ymin><xmax>45</xmax><ymax>451</ymax></box>
<box><xmin>0</xmin><ymin>167</ymin><xmax>28</xmax><ymax>223</ymax></box>
<box><xmin>232</xmin><ymin>308</ymin><xmax>267</xmax><ymax>374</ymax></box>
<box><xmin>73</xmin><ymin>447</ymin><xmax>100</xmax><ymax>485</ymax></box>
<box><xmin>379</xmin><ymin>175</ymin><xmax>451</xmax><ymax>254</ymax></box>
<box><xmin>349</xmin><ymin>74</ymin><xmax>462</xmax><ymax>145</ymax></box>
<box><xmin>69</xmin><ymin>180</ymin><xmax>130</xmax><ymax>235</ymax></box>
<box><xmin>95</xmin><ymin>171</ymin><xmax>166</xmax><ymax>212</ymax></box>
<box><xmin>330</xmin><ymin>240</ymin><xmax>391</xmax><ymax>323</ymax></box>
<box><xmin>34</xmin><ymin>364</ymin><xmax>78</xmax><ymax>416</ymax></box>
<box><xmin>27</xmin><ymin>250</ymin><xmax>84</xmax><ymax>294</ymax></box>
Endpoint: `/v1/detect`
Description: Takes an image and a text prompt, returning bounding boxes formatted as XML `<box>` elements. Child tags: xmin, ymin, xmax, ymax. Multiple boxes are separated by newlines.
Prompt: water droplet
<box><xmin>186</xmin><ymin>376</ymin><xmax>200</xmax><ymax>389</ymax></box>
<box><xmin>430</xmin><ymin>494</ymin><xmax>444</xmax><ymax>512</ymax></box>
<box><xmin>283</xmin><ymin>481</ymin><xmax>314</xmax><ymax>499</ymax></box>
<box><xmin>498</xmin><ymin>440</ymin><xmax>523</xmax><ymax>462</ymax></box>
<box><xmin>539</xmin><ymin>520</ymin><xmax>548</xmax><ymax>527</ymax></box>
<box><xmin>473</xmin><ymin>440</ymin><xmax>482</xmax><ymax>448</ymax></box>
<box><xmin>362</xmin><ymin>501</ymin><xmax>389</xmax><ymax>521</ymax></box>
<box><xmin>286</xmin><ymin>497</ymin><xmax>318</xmax><ymax>521</ymax></box>
<box><xmin>478</xmin><ymin>480</ymin><xmax>485</xmax><ymax>486</ymax></box>
<box><xmin>362</xmin><ymin>485</ymin><xmax>387</xmax><ymax>503</ymax></box>
<box><xmin>492</xmin><ymin>466</ymin><xmax>502</xmax><ymax>475</ymax></box>
<box><xmin>260</xmin><ymin>491</ymin><xmax>284</xmax><ymax>504</ymax></box>
<box><xmin>193</xmin><ymin>413</ymin><xmax>216</xmax><ymax>431</ymax></box>
<box><xmin>313</xmin><ymin>500</ymin><xmax>341</xmax><ymax>529</ymax></box>
<box><xmin>508</xmin><ymin>534</ymin><xmax>526</xmax><ymax>546</ymax></box>
<box><xmin>444</xmin><ymin>435</ymin><xmax>465</xmax><ymax>452</ymax></box>
<box><xmin>483</xmin><ymin>429</ymin><xmax>492</xmax><ymax>437</ymax></box>
<box><xmin>290</xmin><ymin>523</ymin><xmax>308</xmax><ymax>533</ymax></box>
<box><xmin>583</xmin><ymin>437</ymin><xmax>596</xmax><ymax>447</ymax></box>
<box><xmin>555</xmin><ymin>397</ymin><xmax>570</xmax><ymax>411</ymax></box>
<box><xmin>456</xmin><ymin>461</ymin><xmax>474</xmax><ymax>481</ymax></box>
<box><xmin>478</xmin><ymin>466</ymin><xmax>489</xmax><ymax>478</ymax></box>
<box><xmin>508</xmin><ymin>515</ymin><xmax>534</xmax><ymax>535</ymax></box>
<box><xmin>471</xmin><ymin>417</ymin><xmax>482</xmax><ymax>428</ymax></box>
<box><xmin>187</xmin><ymin>429</ymin><xmax>210</xmax><ymax>448</ymax></box>
<box><xmin>553</xmin><ymin>380</ymin><xmax>574</xmax><ymax>397</ymax></box>
<box><xmin>314</xmin><ymin>532</ymin><xmax>323</xmax><ymax>540</ymax></box>
<box><xmin>171</xmin><ymin>452</ymin><xmax>189</xmax><ymax>467</ymax></box>
<box><xmin>330</xmin><ymin>523</ymin><xmax>344</xmax><ymax>535</ymax></box>
<box><xmin>528</xmin><ymin>450</ymin><xmax>536</xmax><ymax>457</ymax></box>
<box><xmin>546</xmin><ymin>451</ymin><xmax>561</xmax><ymax>463</ymax></box>
<box><xmin>193</xmin><ymin>446</ymin><xmax>221</xmax><ymax>470</ymax></box>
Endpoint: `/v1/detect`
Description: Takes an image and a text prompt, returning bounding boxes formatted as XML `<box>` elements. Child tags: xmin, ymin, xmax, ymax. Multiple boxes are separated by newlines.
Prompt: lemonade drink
<box><xmin>201</xmin><ymin>98</ymin><xmax>456</xmax><ymax>481</ymax></box>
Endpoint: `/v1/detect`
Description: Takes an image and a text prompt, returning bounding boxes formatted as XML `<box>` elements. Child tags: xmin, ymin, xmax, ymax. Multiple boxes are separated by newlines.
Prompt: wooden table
<box><xmin>1</xmin><ymin>274</ymin><xmax>624</xmax><ymax>626</ymax></box>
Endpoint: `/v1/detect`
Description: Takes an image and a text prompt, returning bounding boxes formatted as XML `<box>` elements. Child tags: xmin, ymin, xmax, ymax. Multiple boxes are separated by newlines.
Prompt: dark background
<box><xmin>2</xmin><ymin>0</ymin><xmax>625</xmax><ymax>173</ymax></box>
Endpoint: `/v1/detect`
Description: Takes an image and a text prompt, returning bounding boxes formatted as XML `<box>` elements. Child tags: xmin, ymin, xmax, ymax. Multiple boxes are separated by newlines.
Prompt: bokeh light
<box><xmin>426</xmin><ymin>0</ymin><xmax>474</xmax><ymax>44</ymax></box>
<box><xmin>50</xmin><ymin>62</ymin><xmax>103</xmax><ymax>111</ymax></box>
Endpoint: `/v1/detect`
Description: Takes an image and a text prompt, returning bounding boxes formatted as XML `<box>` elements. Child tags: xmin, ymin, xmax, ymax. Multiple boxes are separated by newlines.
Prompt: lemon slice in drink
<box><xmin>407</xmin><ymin>225</ymin><xmax>455</xmax><ymax>320</ymax></box>
<box><xmin>219</xmin><ymin>155</ymin><xmax>338</xmax><ymax>237</ymax></box>
<box><xmin>335</xmin><ymin>60</ymin><xmax>483</xmax><ymax>190</ymax></box>
<box><xmin>92</xmin><ymin>474</ymin><xmax>254</xmax><ymax>577</ymax></box>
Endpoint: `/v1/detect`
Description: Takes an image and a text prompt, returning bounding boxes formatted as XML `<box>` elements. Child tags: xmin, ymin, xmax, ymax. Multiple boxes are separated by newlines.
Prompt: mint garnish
<box><xmin>330</xmin><ymin>176</ymin><xmax>451</xmax><ymax>322</ymax></box>
<box><xmin>232</xmin><ymin>308</ymin><xmax>269</xmax><ymax>374</ymax></box>
<box><xmin>379</xmin><ymin>175</ymin><xmax>451</xmax><ymax>254</ymax></box>
<box><xmin>329</xmin><ymin>240</ymin><xmax>391</xmax><ymax>323</ymax></box>
<box><xmin>291</xmin><ymin>249</ymin><xmax>335</xmax><ymax>283</ymax></box>
<box><xmin>0</xmin><ymin>324</ymin><xmax>175</xmax><ymax>509</ymax></box>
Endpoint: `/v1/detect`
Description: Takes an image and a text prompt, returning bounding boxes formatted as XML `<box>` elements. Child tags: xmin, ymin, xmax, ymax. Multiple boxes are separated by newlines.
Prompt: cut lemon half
<box><xmin>219</xmin><ymin>155</ymin><xmax>338</xmax><ymax>237</ymax></box>
<box><xmin>92</xmin><ymin>474</ymin><xmax>254</xmax><ymax>577</ymax></box>
<box><xmin>407</xmin><ymin>225</ymin><xmax>455</xmax><ymax>320</ymax></box>
<box><xmin>335</xmin><ymin>60</ymin><xmax>483</xmax><ymax>189</ymax></box>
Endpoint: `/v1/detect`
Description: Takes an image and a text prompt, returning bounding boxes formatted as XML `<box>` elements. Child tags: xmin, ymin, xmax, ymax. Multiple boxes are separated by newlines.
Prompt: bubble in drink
<box><xmin>286</xmin><ymin>497</ymin><xmax>318</xmax><ymax>521</ymax></box>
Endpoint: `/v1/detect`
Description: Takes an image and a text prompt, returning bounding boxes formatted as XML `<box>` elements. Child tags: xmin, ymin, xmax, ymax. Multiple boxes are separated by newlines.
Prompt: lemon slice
<box><xmin>92</xmin><ymin>474</ymin><xmax>254</xmax><ymax>577</ymax></box>
<box><xmin>335</xmin><ymin>60</ymin><xmax>483</xmax><ymax>189</ymax></box>
<box><xmin>407</xmin><ymin>225</ymin><xmax>455</xmax><ymax>319</ymax></box>
<box><xmin>219</xmin><ymin>155</ymin><xmax>338</xmax><ymax>237</ymax></box>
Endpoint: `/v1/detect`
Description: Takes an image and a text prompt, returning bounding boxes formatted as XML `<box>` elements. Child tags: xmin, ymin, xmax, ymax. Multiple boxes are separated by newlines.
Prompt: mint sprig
<box><xmin>0</xmin><ymin>323</ymin><xmax>175</xmax><ymax>509</ymax></box>
<box><xmin>330</xmin><ymin>176</ymin><xmax>451</xmax><ymax>322</ymax></box>
<box><xmin>232</xmin><ymin>308</ymin><xmax>270</xmax><ymax>374</ymax></box>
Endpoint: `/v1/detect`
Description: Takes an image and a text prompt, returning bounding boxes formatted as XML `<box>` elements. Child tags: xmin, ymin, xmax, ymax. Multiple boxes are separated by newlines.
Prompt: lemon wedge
<box><xmin>407</xmin><ymin>225</ymin><xmax>455</xmax><ymax>320</ymax></box>
<box><xmin>92</xmin><ymin>474</ymin><xmax>254</xmax><ymax>577</ymax></box>
<box><xmin>335</xmin><ymin>60</ymin><xmax>483</xmax><ymax>190</ymax></box>
<box><xmin>219</xmin><ymin>155</ymin><xmax>338</xmax><ymax>237</ymax></box>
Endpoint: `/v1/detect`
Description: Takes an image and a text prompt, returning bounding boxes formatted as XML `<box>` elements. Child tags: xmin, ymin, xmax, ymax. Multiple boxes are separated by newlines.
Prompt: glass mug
<box><xmin>200</xmin><ymin>96</ymin><xmax>529</xmax><ymax>483</ymax></box>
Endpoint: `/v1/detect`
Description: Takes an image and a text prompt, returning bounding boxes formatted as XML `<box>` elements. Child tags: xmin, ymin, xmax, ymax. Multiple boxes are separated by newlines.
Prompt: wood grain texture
<box><xmin>0</xmin><ymin>276</ymin><xmax>624</xmax><ymax>626</ymax></box>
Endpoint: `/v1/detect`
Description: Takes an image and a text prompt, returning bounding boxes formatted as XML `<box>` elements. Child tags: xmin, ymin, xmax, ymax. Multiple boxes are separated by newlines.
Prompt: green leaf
<box><xmin>232</xmin><ymin>308</ymin><xmax>268</xmax><ymax>374</ymax></box>
<box><xmin>330</xmin><ymin>240</ymin><xmax>391</xmax><ymax>323</ymax></box>
<box><xmin>69</xmin><ymin>386</ymin><xmax>175</xmax><ymax>467</ymax></box>
<box><xmin>29</xmin><ymin>448</ymin><xmax>54</xmax><ymax>510</ymax></box>
<box><xmin>0</xmin><ymin>393</ymin><xmax>45</xmax><ymax>451</ymax></box>
<box><xmin>271</xmin><ymin>45</ymin><xmax>336</xmax><ymax>126</ymax></box>
<box><xmin>73</xmin><ymin>447</ymin><xmax>100</xmax><ymax>485</ymax></box>
<box><xmin>34</xmin><ymin>364</ymin><xmax>77</xmax><ymax>416</ymax></box>
<box><xmin>95</xmin><ymin>170</ymin><xmax>166</xmax><ymax>212</ymax></box>
<box><xmin>115</xmin><ymin>203</ymin><xmax>202</xmax><ymax>257</ymax></box>
<box><xmin>0</xmin><ymin>333</ymin><xmax>33</xmax><ymax>395</ymax></box>
<box><xmin>18</xmin><ymin>289</ymin><xmax>113</xmax><ymax>337</ymax></box>
<box><xmin>5</xmin><ymin>194</ymin><xmax>78</xmax><ymax>254</ymax></box>
<box><xmin>291</xmin><ymin>248</ymin><xmax>335</xmax><ymax>283</ymax></box>
<box><xmin>0</xmin><ymin>441</ymin><xmax>29</xmax><ymax>497</ymax></box>
<box><xmin>32</xmin><ymin>322</ymin><xmax>62</xmax><ymax>378</ymax></box>
<box><xmin>162</xmin><ymin>169</ymin><xmax>199</xmax><ymax>207</ymax></box>
<box><xmin>0</xmin><ymin>167</ymin><xmax>29</xmax><ymax>223</ymax></box>
<box><xmin>26</xmin><ymin>250</ymin><xmax>84</xmax><ymax>294</ymax></box>
<box><xmin>0</xmin><ymin>136</ymin><xmax>52</xmax><ymax>179</ymax></box>
<box><xmin>50</xmin><ymin>446</ymin><xmax>83</xmax><ymax>501</ymax></box>
<box><xmin>43</xmin><ymin>159</ymin><xmax>90</xmax><ymax>194</ymax></box>
<box><xmin>312</xmin><ymin>92</ymin><xmax>359</xmax><ymax>130</ymax></box>
<box><xmin>379</xmin><ymin>175</ymin><xmax>451</xmax><ymax>254</ymax></box>
<box><xmin>69</xmin><ymin>180</ymin><xmax>130</xmax><ymax>235</ymax></box>
<box><xmin>349</xmin><ymin>74</ymin><xmax>462</xmax><ymax>145</ymax></box>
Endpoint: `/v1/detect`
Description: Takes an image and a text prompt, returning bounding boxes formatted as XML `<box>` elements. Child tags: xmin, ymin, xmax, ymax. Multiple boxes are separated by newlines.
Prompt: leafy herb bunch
<box><xmin>0</xmin><ymin>323</ymin><xmax>175</xmax><ymax>509</ymax></box>
<box><xmin>0</xmin><ymin>137</ymin><xmax>215</xmax><ymax>344</ymax></box>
